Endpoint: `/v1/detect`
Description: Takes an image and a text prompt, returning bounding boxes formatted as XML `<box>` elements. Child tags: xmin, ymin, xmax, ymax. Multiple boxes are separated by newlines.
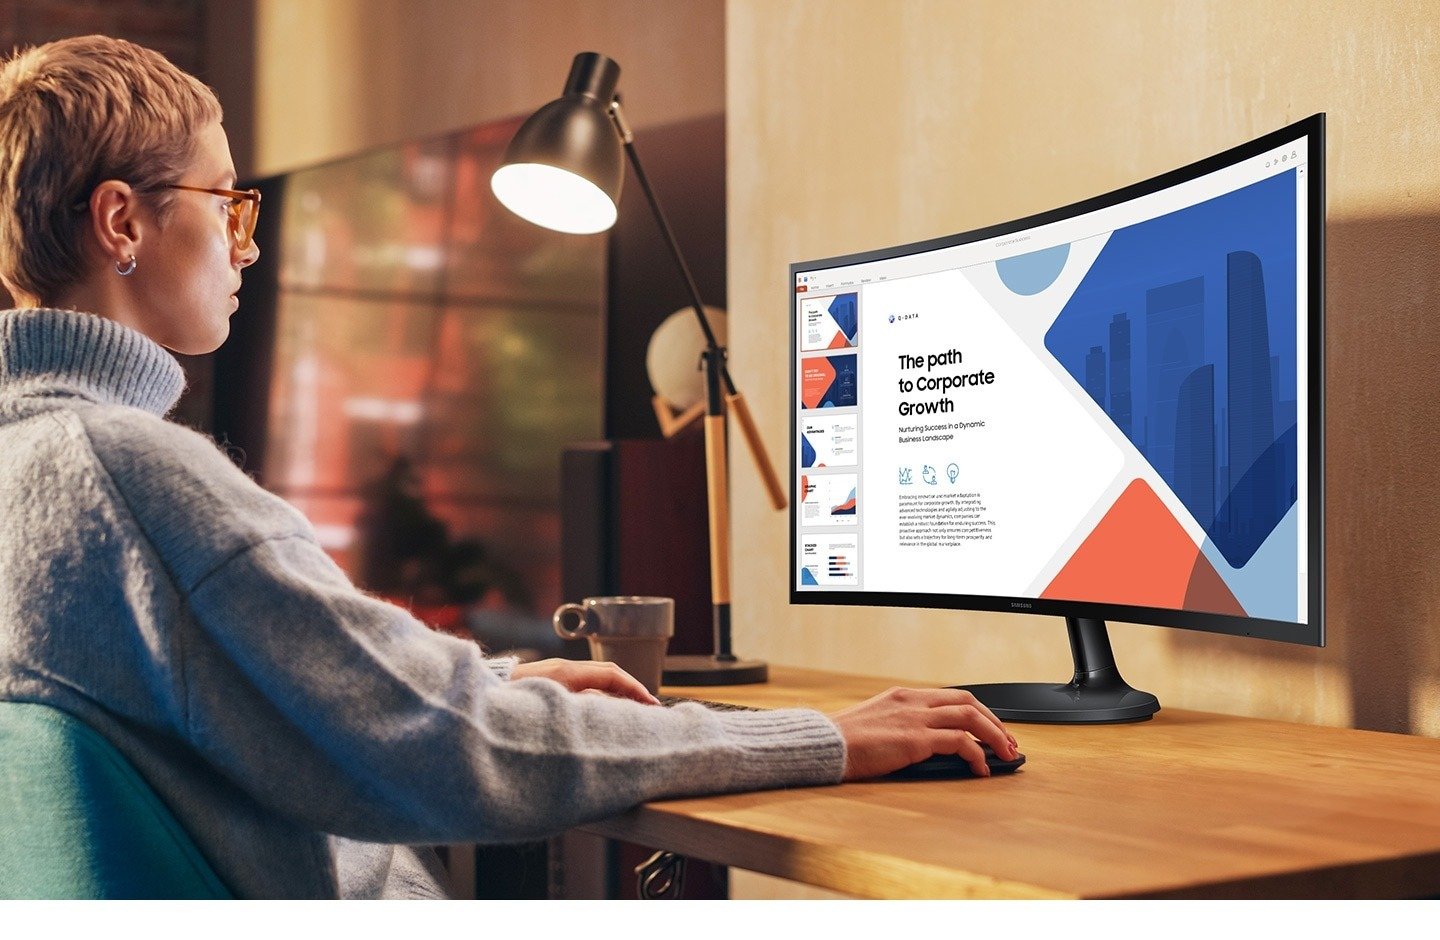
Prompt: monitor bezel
<box><xmin>787</xmin><ymin>114</ymin><xmax>1325</xmax><ymax>648</ymax></box>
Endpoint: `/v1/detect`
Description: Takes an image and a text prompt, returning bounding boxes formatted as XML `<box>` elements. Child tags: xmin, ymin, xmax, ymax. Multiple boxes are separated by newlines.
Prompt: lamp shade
<box><xmin>490</xmin><ymin>52</ymin><xmax>625</xmax><ymax>235</ymax></box>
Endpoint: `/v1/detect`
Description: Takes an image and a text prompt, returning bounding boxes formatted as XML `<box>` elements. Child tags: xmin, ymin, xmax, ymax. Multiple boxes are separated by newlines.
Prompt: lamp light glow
<box><xmin>491</xmin><ymin>163</ymin><xmax>618</xmax><ymax>234</ymax></box>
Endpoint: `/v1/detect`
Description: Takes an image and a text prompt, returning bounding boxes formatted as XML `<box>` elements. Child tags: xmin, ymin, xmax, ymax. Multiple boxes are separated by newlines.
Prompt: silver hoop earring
<box><xmin>116</xmin><ymin>256</ymin><xmax>136</xmax><ymax>277</ymax></box>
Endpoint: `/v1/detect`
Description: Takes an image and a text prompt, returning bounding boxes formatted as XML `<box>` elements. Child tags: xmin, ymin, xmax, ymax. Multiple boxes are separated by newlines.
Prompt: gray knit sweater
<box><xmin>0</xmin><ymin>308</ymin><xmax>845</xmax><ymax>899</ymax></box>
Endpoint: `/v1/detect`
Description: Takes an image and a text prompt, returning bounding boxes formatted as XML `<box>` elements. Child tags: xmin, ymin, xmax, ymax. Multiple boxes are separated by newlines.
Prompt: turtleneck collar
<box><xmin>0</xmin><ymin>308</ymin><xmax>186</xmax><ymax>416</ymax></box>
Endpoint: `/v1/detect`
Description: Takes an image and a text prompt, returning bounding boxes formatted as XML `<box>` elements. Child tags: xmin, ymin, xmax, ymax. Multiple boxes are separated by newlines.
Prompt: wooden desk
<box><xmin>579</xmin><ymin>666</ymin><xmax>1440</xmax><ymax>899</ymax></box>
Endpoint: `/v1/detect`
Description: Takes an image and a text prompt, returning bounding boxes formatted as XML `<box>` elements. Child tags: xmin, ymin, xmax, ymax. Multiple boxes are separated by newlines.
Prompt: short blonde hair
<box><xmin>0</xmin><ymin>35</ymin><xmax>223</xmax><ymax>301</ymax></box>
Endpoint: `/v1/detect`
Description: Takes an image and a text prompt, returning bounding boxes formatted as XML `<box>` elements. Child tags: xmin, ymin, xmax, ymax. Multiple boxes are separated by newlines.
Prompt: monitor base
<box><xmin>662</xmin><ymin>655</ymin><xmax>768</xmax><ymax>686</ymax></box>
<box><xmin>956</xmin><ymin>616</ymin><xmax>1160</xmax><ymax>723</ymax></box>
<box><xmin>954</xmin><ymin>678</ymin><xmax>1159</xmax><ymax>723</ymax></box>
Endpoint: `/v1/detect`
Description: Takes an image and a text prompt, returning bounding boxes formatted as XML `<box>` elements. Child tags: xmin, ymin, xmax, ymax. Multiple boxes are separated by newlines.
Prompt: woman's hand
<box><xmin>828</xmin><ymin>686</ymin><xmax>1019</xmax><ymax>780</ymax></box>
<box><xmin>510</xmin><ymin>658</ymin><xmax>660</xmax><ymax>705</ymax></box>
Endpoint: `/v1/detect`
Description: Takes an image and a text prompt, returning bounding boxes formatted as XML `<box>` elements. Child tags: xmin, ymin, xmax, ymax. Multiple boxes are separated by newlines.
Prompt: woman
<box><xmin>0</xmin><ymin>35</ymin><xmax>1017</xmax><ymax>898</ymax></box>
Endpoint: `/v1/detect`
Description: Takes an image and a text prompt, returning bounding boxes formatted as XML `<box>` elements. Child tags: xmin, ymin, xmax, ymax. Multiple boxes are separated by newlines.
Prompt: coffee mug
<box><xmin>552</xmin><ymin>596</ymin><xmax>675</xmax><ymax>694</ymax></box>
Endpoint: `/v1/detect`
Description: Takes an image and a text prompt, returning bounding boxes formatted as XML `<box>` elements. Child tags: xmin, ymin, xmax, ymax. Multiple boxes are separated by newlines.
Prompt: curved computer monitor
<box><xmin>789</xmin><ymin>115</ymin><xmax>1324</xmax><ymax>722</ymax></box>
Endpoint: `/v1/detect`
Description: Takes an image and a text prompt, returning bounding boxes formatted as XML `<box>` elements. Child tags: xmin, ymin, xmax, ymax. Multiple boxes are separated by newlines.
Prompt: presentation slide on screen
<box><xmin>801</xmin><ymin>291</ymin><xmax>859</xmax><ymax>351</ymax></box>
<box><xmin>800</xmin><ymin>413</ymin><xmax>858</xmax><ymax>468</ymax></box>
<box><xmin>795</xmin><ymin>136</ymin><xmax>1309</xmax><ymax>625</ymax></box>
<box><xmin>799</xmin><ymin>534</ymin><xmax>860</xmax><ymax>587</ymax></box>
<box><xmin>800</xmin><ymin>473</ymin><xmax>859</xmax><ymax>526</ymax></box>
<box><xmin>800</xmin><ymin>352</ymin><xmax>858</xmax><ymax>409</ymax></box>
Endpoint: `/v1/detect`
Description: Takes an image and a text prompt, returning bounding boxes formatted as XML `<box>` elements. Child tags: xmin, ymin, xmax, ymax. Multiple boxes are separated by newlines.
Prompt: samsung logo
<box><xmin>1010</xmin><ymin>602</ymin><xmax>1033</xmax><ymax>609</ymax></box>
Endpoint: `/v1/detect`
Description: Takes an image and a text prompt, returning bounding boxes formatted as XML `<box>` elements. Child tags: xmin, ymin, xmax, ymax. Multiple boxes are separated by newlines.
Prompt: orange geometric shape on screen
<box><xmin>1182</xmin><ymin>548</ymin><xmax>1245</xmax><ymax>615</ymax></box>
<box><xmin>1042</xmin><ymin>478</ymin><xmax>1245</xmax><ymax>617</ymax></box>
<box><xmin>801</xmin><ymin>357</ymin><xmax>837</xmax><ymax>409</ymax></box>
<box><xmin>827</xmin><ymin>332</ymin><xmax>850</xmax><ymax>349</ymax></box>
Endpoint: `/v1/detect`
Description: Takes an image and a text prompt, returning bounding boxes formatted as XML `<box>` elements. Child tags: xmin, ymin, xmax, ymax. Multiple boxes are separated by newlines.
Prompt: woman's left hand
<box><xmin>510</xmin><ymin>658</ymin><xmax>660</xmax><ymax>704</ymax></box>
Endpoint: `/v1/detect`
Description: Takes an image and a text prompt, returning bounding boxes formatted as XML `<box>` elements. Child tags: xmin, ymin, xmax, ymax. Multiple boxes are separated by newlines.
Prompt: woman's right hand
<box><xmin>828</xmin><ymin>686</ymin><xmax>1018</xmax><ymax>780</ymax></box>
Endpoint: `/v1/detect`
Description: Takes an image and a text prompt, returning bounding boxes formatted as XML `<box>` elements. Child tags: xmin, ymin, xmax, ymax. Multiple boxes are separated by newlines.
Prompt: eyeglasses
<box><xmin>164</xmin><ymin>184</ymin><xmax>262</xmax><ymax>250</ymax></box>
<box><xmin>71</xmin><ymin>183</ymin><xmax>262</xmax><ymax>251</ymax></box>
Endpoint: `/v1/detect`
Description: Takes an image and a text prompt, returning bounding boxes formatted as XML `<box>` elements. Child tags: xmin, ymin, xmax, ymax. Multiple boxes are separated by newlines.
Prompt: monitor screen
<box><xmin>790</xmin><ymin>116</ymin><xmax>1323</xmax><ymax>648</ymax></box>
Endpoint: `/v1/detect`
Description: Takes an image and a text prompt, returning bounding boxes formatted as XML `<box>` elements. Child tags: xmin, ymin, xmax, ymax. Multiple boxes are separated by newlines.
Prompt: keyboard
<box><xmin>657</xmin><ymin>694</ymin><xmax>763</xmax><ymax>712</ymax></box>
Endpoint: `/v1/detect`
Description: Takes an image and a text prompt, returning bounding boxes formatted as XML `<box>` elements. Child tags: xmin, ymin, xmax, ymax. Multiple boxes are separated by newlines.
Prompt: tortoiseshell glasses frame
<box><xmin>71</xmin><ymin>184</ymin><xmax>262</xmax><ymax>251</ymax></box>
<box><xmin>163</xmin><ymin>184</ymin><xmax>262</xmax><ymax>250</ymax></box>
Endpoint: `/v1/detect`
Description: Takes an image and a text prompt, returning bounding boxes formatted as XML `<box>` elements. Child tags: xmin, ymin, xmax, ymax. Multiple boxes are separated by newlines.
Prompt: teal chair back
<box><xmin>0</xmin><ymin>701</ymin><xmax>230</xmax><ymax>898</ymax></box>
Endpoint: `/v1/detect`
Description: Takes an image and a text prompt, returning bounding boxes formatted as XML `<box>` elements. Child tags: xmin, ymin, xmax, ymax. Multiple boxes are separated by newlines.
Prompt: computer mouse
<box><xmin>884</xmin><ymin>740</ymin><xmax>1026</xmax><ymax>780</ymax></box>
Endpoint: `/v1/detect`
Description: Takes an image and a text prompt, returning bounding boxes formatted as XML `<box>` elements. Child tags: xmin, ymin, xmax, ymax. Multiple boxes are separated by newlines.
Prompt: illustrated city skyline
<box><xmin>1071</xmin><ymin>250</ymin><xmax>1297</xmax><ymax>569</ymax></box>
<box><xmin>1045</xmin><ymin>170</ymin><xmax>1300</xmax><ymax>570</ymax></box>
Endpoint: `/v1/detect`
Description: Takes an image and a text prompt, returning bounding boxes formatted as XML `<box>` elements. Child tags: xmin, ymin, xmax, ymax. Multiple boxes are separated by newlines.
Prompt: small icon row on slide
<box><xmin>898</xmin><ymin>463</ymin><xmax>960</xmax><ymax>485</ymax></box>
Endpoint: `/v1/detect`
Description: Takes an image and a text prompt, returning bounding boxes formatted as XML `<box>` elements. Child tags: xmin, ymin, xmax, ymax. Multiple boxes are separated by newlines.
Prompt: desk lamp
<box><xmin>492</xmin><ymin>52</ymin><xmax>787</xmax><ymax>685</ymax></box>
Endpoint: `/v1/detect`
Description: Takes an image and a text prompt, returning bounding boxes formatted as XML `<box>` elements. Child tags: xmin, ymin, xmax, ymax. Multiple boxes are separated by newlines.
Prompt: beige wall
<box><xmin>235</xmin><ymin>0</ymin><xmax>724</xmax><ymax>177</ymax></box>
<box><xmin>728</xmin><ymin>0</ymin><xmax>1440</xmax><ymax>734</ymax></box>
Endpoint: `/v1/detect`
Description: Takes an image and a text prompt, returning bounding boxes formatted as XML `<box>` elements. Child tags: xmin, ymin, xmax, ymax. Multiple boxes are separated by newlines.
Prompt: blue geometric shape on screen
<box><xmin>1207</xmin><ymin>424</ymin><xmax>1297</xmax><ymax>569</ymax></box>
<box><xmin>811</xmin><ymin>353</ymin><xmax>857</xmax><ymax>409</ymax></box>
<box><xmin>800</xmin><ymin>566</ymin><xmax>820</xmax><ymax>586</ymax></box>
<box><xmin>1042</xmin><ymin>171</ymin><xmax>1299</xmax><ymax>566</ymax></box>
<box><xmin>1201</xmin><ymin>501</ymin><xmax>1298</xmax><ymax>623</ymax></box>
<box><xmin>801</xmin><ymin>433</ymin><xmax>817</xmax><ymax>468</ymax></box>
<box><xmin>829</xmin><ymin>293</ymin><xmax>859</xmax><ymax>342</ymax></box>
<box><xmin>996</xmin><ymin>243</ymin><xmax>1070</xmax><ymax>295</ymax></box>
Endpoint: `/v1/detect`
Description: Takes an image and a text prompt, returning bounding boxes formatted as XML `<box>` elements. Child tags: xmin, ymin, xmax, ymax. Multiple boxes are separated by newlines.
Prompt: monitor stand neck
<box><xmin>955</xmin><ymin>617</ymin><xmax>1160</xmax><ymax>723</ymax></box>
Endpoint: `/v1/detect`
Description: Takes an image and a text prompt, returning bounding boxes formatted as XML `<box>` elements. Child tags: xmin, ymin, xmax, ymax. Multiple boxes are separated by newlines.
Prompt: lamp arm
<box><xmin>611</xmin><ymin>100</ymin><xmax>788</xmax><ymax>511</ymax></box>
<box><xmin>725</xmin><ymin>391</ymin><xmax>787</xmax><ymax>511</ymax></box>
<box><xmin>613</xmin><ymin>114</ymin><xmax>726</xmax><ymax>367</ymax></box>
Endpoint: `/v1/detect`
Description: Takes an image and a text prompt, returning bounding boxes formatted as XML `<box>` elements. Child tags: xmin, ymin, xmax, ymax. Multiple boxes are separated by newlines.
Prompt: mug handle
<box><xmin>553</xmin><ymin>603</ymin><xmax>594</xmax><ymax>639</ymax></box>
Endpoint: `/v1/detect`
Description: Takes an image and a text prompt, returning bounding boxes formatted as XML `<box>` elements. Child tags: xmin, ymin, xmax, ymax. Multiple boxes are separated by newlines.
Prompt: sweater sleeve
<box><xmin>80</xmin><ymin>408</ymin><xmax>845</xmax><ymax>845</ymax></box>
<box><xmin>179</xmin><ymin>534</ymin><xmax>844</xmax><ymax>844</ymax></box>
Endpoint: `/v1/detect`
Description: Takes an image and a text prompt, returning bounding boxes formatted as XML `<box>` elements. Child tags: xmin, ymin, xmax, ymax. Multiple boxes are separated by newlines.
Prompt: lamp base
<box><xmin>662</xmin><ymin>654</ymin><xmax>768</xmax><ymax>687</ymax></box>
